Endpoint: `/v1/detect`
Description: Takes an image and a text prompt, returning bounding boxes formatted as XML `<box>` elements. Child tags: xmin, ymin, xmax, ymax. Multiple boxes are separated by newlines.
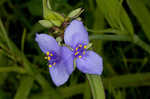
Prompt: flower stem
<box><xmin>42</xmin><ymin>0</ymin><xmax>51</xmax><ymax>17</ymax></box>
<box><xmin>86</xmin><ymin>74</ymin><xmax>105</xmax><ymax>99</ymax></box>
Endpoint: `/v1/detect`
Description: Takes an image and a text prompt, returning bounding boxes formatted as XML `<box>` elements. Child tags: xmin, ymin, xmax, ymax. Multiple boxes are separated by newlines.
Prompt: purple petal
<box><xmin>49</xmin><ymin>60</ymin><xmax>70</xmax><ymax>86</ymax></box>
<box><xmin>76</xmin><ymin>51</ymin><xmax>103</xmax><ymax>75</ymax></box>
<box><xmin>35</xmin><ymin>33</ymin><xmax>60</xmax><ymax>53</ymax></box>
<box><xmin>64</xmin><ymin>20</ymin><xmax>89</xmax><ymax>47</ymax></box>
<box><xmin>61</xmin><ymin>46</ymin><xmax>74</xmax><ymax>74</ymax></box>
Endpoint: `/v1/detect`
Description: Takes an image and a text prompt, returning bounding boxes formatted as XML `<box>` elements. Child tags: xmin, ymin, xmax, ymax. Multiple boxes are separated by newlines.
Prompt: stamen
<box><xmin>79</xmin><ymin>55</ymin><xmax>82</xmax><ymax>58</ymax></box>
<box><xmin>84</xmin><ymin>45</ymin><xmax>87</xmax><ymax>49</ymax></box>
<box><xmin>47</xmin><ymin>57</ymin><xmax>51</xmax><ymax>60</ymax></box>
<box><xmin>53</xmin><ymin>62</ymin><xmax>56</xmax><ymax>66</ymax></box>
<box><xmin>75</xmin><ymin>51</ymin><xmax>79</xmax><ymax>55</ymax></box>
<box><xmin>74</xmin><ymin>44</ymin><xmax>87</xmax><ymax>59</ymax></box>
<box><xmin>50</xmin><ymin>53</ymin><xmax>53</xmax><ymax>56</ymax></box>
<box><xmin>49</xmin><ymin>64</ymin><xmax>52</xmax><ymax>68</ymax></box>
<box><xmin>83</xmin><ymin>51</ymin><xmax>85</xmax><ymax>55</ymax></box>
<box><xmin>79</xmin><ymin>44</ymin><xmax>82</xmax><ymax>47</ymax></box>
<box><xmin>46</xmin><ymin>52</ymin><xmax>49</xmax><ymax>56</ymax></box>
<box><xmin>76</xmin><ymin>47</ymin><xmax>78</xmax><ymax>51</ymax></box>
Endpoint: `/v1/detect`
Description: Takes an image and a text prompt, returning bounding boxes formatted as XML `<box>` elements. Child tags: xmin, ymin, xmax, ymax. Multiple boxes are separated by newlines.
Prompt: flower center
<box><xmin>44</xmin><ymin>51</ymin><xmax>60</xmax><ymax>68</ymax></box>
<box><xmin>73</xmin><ymin>43</ymin><xmax>87</xmax><ymax>58</ymax></box>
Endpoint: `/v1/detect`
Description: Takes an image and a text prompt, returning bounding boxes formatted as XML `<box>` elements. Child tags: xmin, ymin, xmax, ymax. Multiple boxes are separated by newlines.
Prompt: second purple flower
<box><xmin>64</xmin><ymin>20</ymin><xmax>103</xmax><ymax>75</ymax></box>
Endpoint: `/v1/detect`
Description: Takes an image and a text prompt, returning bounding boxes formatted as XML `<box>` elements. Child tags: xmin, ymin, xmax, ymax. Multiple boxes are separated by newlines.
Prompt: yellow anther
<box><xmin>46</xmin><ymin>52</ymin><xmax>49</xmax><ymax>56</ymax></box>
<box><xmin>53</xmin><ymin>62</ymin><xmax>56</xmax><ymax>66</ymax></box>
<box><xmin>47</xmin><ymin>57</ymin><xmax>51</xmax><ymax>60</ymax></box>
<box><xmin>84</xmin><ymin>45</ymin><xmax>87</xmax><ymax>49</ymax></box>
<box><xmin>78</xmin><ymin>55</ymin><xmax>82</xmax><ymax>58</ymax></box>
<box><xmin>50</xmin><ymin>53</ymin><xmax>53</xmax><ymax>56</ymax></box>
<box><xmin>75</xmin><ymin>51</ymin><xmax>79</xmax><ymax>55</ymax></box>
<box><xmin>49</xmin><ymin>64</ymin><xmax>52</xmax><ymax>68</ymax></box>
<box><xmin>79</xmin><ymin>44</ymin><xmax>82</xmax><ymax>47</ymax></box>
<box><xmin>83</xmin><ymin>51</ymin><xmax>85</xmax><ymax>55</ymax></box>
<box><xmin>76</xmin><ymin>47</ymin><xmax>78</xmax><ymax>51</ymax></box>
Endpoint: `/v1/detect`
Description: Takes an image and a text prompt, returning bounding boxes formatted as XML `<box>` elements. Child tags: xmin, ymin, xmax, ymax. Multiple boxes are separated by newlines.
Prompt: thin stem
<box><xmin>89</xmin><ymin>34</ymin><xmax>131</xmax><ymax>41</ymax></box>
<box><xmin>0</xmin><ymin>66</ymin><xmax>26</xmax><ymax>73</ymax></box>
<box><xmin>43</xmin><ymin>0</ymin><xmax>52</xmax><ymax>18</ymax></box>
<box><xmin>90</xmin><ymin>34</ymin><xmax>150</xmax><ymax>54</ymax></box>
<box><xmin>0</xmin><ymin>19</ymin><xmax>12</xmax><ymax>50</ymax></box>
<box><xmin>133</xmin><ymin>35</ymin><xmax>150</xmax><ymax>54</ymax></box>
<box><xmin>21</xmin><ymin>29</ymin><xmax>26</xmax><ymax>52</ymax></box>
<box><xmin>103</xmin><ymin>72</ymin><xmax>150</xmax><ymax>88</ymax></box>
<box><xmin>87</xmin><ymin>28</ymin><xmax>127</xmax><ymax>34</ymax></box>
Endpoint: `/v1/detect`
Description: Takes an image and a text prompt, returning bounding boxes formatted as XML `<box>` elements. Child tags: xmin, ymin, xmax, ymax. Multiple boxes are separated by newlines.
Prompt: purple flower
<box><xmin>64</xmin><ymin>20</ymin><xmax>103</xmax><ymax>75</ymax></box>
<box><xmin>35</xmin><ymin>34</ymin><xmax>73</xmax><ymax>86</ymax></box>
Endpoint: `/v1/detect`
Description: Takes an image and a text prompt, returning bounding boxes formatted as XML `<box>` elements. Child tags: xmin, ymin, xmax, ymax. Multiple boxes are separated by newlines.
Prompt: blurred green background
<box><xmin>0</xmin><ymin>0</ymin><xmax>150</xmax><ymax>99</ymax></box>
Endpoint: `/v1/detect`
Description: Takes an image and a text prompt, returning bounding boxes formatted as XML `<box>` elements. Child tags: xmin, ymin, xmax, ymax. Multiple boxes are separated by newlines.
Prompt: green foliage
<box><xmin>27</xmin><ymin>0</ymin><xmax>43</xmax><ymax>16</ymax></box>
<box><xmin>127</xmin><ymin>0</ymin><xmax>150</xmax><ymax>41</ymax></box>
<box><xmin>87</xmin><ymin>75</ymin><xmax>105</xmax><ymax>99</ymax></box>
<box><xmin>14</xmin><ymin>76</ymin><xmax>34</xmax><ymax>99</ymax></box>
<box><xmin>96</xmin><ymin>0</ymin><xmax>134</xmax><ymax>36</ymax></box>
<box><xmin>0</xmin><ymin>0</ymin><xmax>150</xmax><ymax>99</ymax></box>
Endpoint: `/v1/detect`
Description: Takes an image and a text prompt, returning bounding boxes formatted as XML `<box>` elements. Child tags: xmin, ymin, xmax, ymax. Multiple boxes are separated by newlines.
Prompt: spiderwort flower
<box><xmin>64</xmin><ymin>20</ymin><xmax>103</xmax><ymax>75</ymax></box>
<box><xmin>35</xmin><ymin>34</ymin><xmax>73</xmax><ymax>86</ymax></box>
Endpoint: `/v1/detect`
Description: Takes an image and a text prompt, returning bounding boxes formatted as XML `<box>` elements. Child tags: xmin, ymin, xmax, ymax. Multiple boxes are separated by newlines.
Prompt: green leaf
<box><xmin>58</xmin><ymin>83</ymin><xmax>86</xmax><ymax>98</ymax></box>
<box><xmin>14</xmin><ymin>76</ymin><xmax>34</xmax><ymax>99</ymax></box>
<box><xmin>96</xmin><ymin>0</ymin><xmax>134</xmax><ymax>35</ymax></box>
<box><xmin>127</xmin><ymin>0</ymin><xmax>150</xmax><ymax>41</ymax></box>
<box><xmin>0</xmin><ymin>18</ymin><xmax>62</xmax><ymax>99</ymax></box>
<box><xmin>86</xmin><ymin>74</ymin><xmax>105</xmax><ymax>99</ymax></box>
<box><xmin>89</xmin><ymin>34</ymin><xmax>150</xmax><ymax>54</ymax></box>
<box><xmin>29</xmin><ymin>92</ymin><xmax>51</xmax><ymax>99</ymax></box>
<box><xmin>103</xmin><ymin>72</ymin><xmax>150</xmax><ymax>88</ymax></box>
<box><xmin>21</xmin><ymin>29</ymin><xmax>26</xmax><ymax>52</ymax></box>
<box><xmin>27</xmin><ymin>0</ymin><xmax>42</xmax><ymax>16</ymax></box>
<box><xmin>0</xmin><ymin>89</ymin><xmax>10</xmax><ymax>99</ymax></box>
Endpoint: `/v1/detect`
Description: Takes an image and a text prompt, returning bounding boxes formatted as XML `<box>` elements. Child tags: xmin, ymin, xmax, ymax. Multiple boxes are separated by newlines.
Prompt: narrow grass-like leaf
<box><xmin>90</xmin><ymin>34</ymin><xmax>150</xmax><ymax>54</ymax></box>
<box><xmin>127</xmin><ymin>0</ymin><xmax>150</xmax><ymax>41</ymax></box>
<box><xmin>0</xmin><ymin>19</ymin><xmax>12</xmax><ymax>50</ymax></box>
<box><xmin>86</xmin><ymin>74</ymin><xmax>105</xmax><ymax>99</ymax></box>
<box><xmin>0</xmin><ymin>18</ymin><xmax>62</xmax><ymax>99</ymax></box>
<box><xmin>96</xmin><ymin>0</ymin><xmax>134</xmax><ymax>35</ymax></box>
<box><xmin>89</xmin><ymin>34</ymin><xmax>131</xmax><ymax>41</ymax></box>
<box><xmin>83</xmin><ymin>81</ymin><xmax>91</xmax><ymax>99</ymax></box>
<box><xmin>58</xmin><ymin>83</ymin><xmax>86</xmax><ymax>98</ymax></box>
<box><xmin>14</xmin><ymin>76</ymin><xmax>34</xmax><ymax>99</ymax></box>
<box><xmin>0</xmin><ymin>66</ymin><xmax>25</xmax><ymax>73</ymax></box>
<box><xmin>21</xmin><ymin>29</ymin><xmax>26</xmax><ymax>52</ymax></box>
<box><xmin>103</xmin><ymin>72</ymin><xmax>150</xmax><ymax>88</ymax></box>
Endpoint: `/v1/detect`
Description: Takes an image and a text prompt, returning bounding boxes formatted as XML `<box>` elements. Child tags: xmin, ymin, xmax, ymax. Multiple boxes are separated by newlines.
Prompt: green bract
<box><xmin>68</xmin><ymin>8</ymin><xmax>84</xmax><ymax>19</ymax></box>
<box><xmin>38</xmin><ymin>20</ymin><xmax>53</xmax><ymax>28</ymax></box>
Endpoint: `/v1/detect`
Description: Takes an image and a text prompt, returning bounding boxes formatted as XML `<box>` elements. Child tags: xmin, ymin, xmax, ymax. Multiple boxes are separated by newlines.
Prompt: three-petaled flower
<box><xmin>36</xmin><ymin>34</ymin><xmax>73</xmax><ymax>86</ymax></box>
<box><xmin>64</xmin><ymin>20</ymin><xmax>103</xmax><ymax>75</ymax></box>
<box><xmin>35</xmin><ymin>20</ymin><xmax>103</xmax><ymax>86</ymax></box>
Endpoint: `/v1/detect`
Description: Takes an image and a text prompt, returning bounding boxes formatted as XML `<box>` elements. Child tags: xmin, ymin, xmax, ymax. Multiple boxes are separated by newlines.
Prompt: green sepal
<box><xmin>38</xmin><ymin>20</ymin><xmax>53</xmax><ymax>28</ymax></box>
<box><xmin>68</xmin><ymin>8</ymin><xmax>84</xmax><ymax>19</ymax></box>
<box><xmin>87</xmin><ymin>43</ymin><xmax>93</xmax><ymax>49</ymax></box>
<box><xmin>56</xmin><ymin>37</ymin><xmax>62</xmax><ymax>45</ymax></box>
<box><xmin>44</xmin><ymin>11</ymin><xmax>64</xmax><ymax>27</ymax></box>
<box><xmin>43</xmin><ymin>0</ymin><xmax>64</xmax><ymax>27</ymax></box>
